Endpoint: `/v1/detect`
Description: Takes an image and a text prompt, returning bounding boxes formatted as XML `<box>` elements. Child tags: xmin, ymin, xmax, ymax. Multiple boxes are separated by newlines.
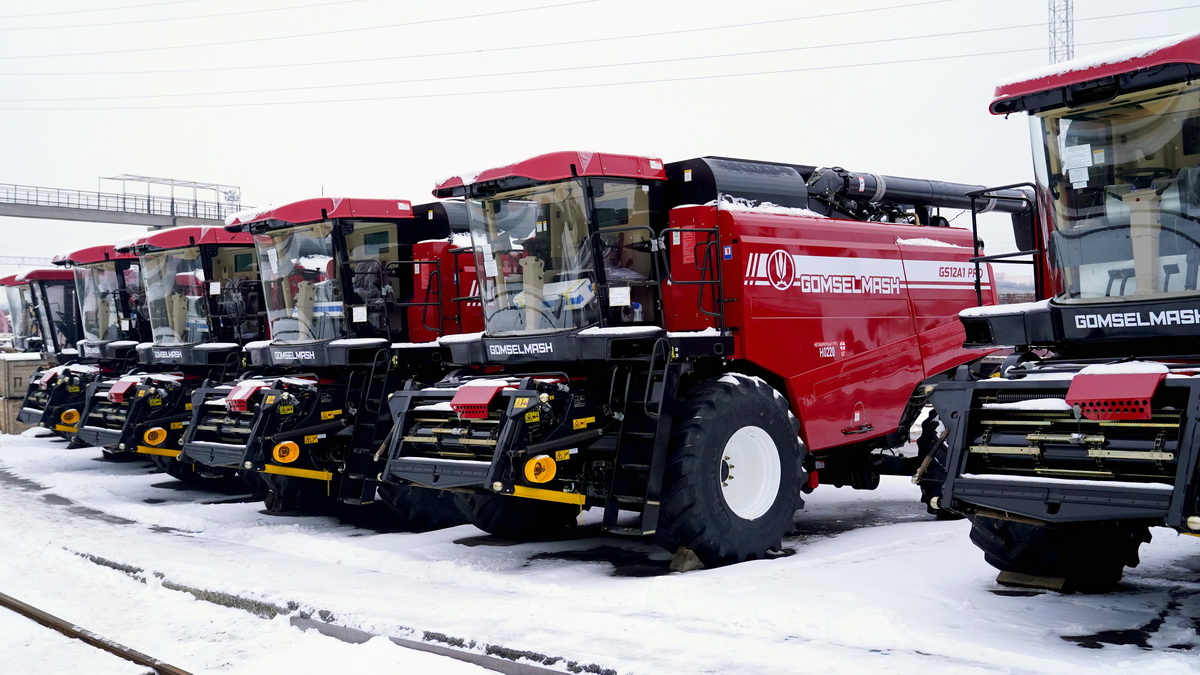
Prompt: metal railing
<box><xmin>0</xmin><ymin>182</ymin><xmax>243</xmax><ymax>220</ymax></box>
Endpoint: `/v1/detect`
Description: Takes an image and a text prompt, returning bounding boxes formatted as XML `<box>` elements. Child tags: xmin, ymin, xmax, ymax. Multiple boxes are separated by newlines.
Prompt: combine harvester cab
<box><xmin>180</xmin><ymin>198</ymin><xmax>479</xmax><ymax>517</ymax></box>
<box><xmin>8</xmin><ymin>267</ymin><xmax>84</xmax><ymax>438</ymax></box>
<box><xmin>17</xmin><ymin>245</ymin><xmax>149</xmax><ymax>441</ymax></box>
<box><xmin>375</xmin><ymin>151</ymin><xmax>1035</xmax><ymax>567</ymax></box>
<box><xmin>930</xmin><ymin>32</ymin><xmax>1200</xmax><ymax>590</ymax></box>
<box><xmin>74</xmin><ymin>227</ymin><xmax>263</xmax><ymax>474</ymax></box>
<box><xmin>0</xmin><ymin>274</ymin><xmax>53</xmax><ymax>412</ymax></box>
<box><xmin>0</xmin><ymin>273</ymin><xmax>46</xmax><ymax>354</ymax></box>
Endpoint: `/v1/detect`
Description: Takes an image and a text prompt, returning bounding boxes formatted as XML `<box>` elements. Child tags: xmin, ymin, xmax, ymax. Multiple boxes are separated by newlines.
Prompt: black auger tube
<box><xmin>808</xmin><ymin>167</ymin><xmax>1032</xmax><ymax>214</ymax></box>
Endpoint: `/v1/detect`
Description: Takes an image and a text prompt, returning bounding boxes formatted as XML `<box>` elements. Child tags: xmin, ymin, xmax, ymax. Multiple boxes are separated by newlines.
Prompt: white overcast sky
<box><xmin>0</xmin><ymin>0</ymin><xmax>1198</xmax><ymax>276</ymax></box>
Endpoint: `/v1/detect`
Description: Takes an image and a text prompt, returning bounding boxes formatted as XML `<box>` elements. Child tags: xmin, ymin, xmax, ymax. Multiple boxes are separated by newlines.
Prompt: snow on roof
<box><xmin>895</xmin><ymin>237</ymin><xmax>969</xmax><ymax>249</ymax></box>
<box><xmin>577</xmin><ymin>326</ymin><xmax>663</xmax><ymax>336</ymax></box>
<box><xmin>997</xmin><ymin>31</ymin><xmax>1200</xmax><ymax>90</ymax></box>
<box><xmin>708</xmin><ymin>194</ymin><xmax>827</xmax><ymax>218</ymax></box>
<box><xmin>982</xmin><ymin>398</ymin><xmax>1073</xmax><ymax>412</ymax></box>
<box><xmin>438</xmin><ymin>331</ymin><xmax>483</xmax><ymax>344</ymax></box>
<box><xmin>959</xmin><ymin>299</ymin><xmax>1049</xmax><ymax>318</ymax></box>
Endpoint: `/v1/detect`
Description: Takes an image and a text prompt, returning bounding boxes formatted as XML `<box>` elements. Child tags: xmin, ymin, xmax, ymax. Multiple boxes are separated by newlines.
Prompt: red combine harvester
<box><xmin>179</xmin><ymin>198</ymin><xmax>481</xmax><ymax>518</ymax></box>
<box><xmin>371</xmin><ymin>152</ymin><xmax>1035</xmax><ymax>566</ymax></box>
<box><xmin>14</xmin><ymin>267</ymin><xmax>83</xmax><ymax>361</ymax></box>
<box><xmin>0</xmin><ymin>273</ymin><xmax>44</xmax><ymax>354</ymax></box>
<box><xmin>930</xmin><ymin>32</ymin><xmax>1200</xmax><ymax>589</ymax></box>
<box><xmin>17</xmin><ymin>245</ymin><xmax>150</xmax><ymax>440</ymax></box>
<box><xmin>73</xmin><ymin>226</ymin><xmax>264</xmax><ymax>474</ymax></box>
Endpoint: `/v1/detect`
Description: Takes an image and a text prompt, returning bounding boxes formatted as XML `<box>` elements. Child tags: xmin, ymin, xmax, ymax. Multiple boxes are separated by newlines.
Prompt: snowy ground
<box><xmin>2</xmin><ymin>430</ymin><xmax>1199</xmax><ymax>674</ymax></box>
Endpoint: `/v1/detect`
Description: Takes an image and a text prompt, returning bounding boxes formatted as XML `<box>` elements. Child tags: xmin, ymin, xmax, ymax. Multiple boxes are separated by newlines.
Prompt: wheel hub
<box><xmin>719</xmin><ymin>425</ymin><xmax>782</xmax><ymax>520</ymax></box>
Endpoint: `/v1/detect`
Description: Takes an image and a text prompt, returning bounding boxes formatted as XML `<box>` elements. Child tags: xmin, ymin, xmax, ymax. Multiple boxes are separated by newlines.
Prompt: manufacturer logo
<box><xmin>1074</xmin><ymin>308</ymin><xmax>1200</xmax><ymax>329</ymax></box>
<box><xmin>766</xmin><ymin>250</ymin><xmax>796</xmax><ymax>291</ymax></box>
<box><xmin>272</xmin><ymin>350</ymin><xmax>317</xmax><ymax>361</ymax></box>
<box><xmin>488</xmin><ymin>342</ymin><xmax>554</xmax><ymax>356</ymax></box>
<box><xmin>82</xmin><ymin>345</ymin><xmax>100</xmax><ymax>357</ymax></box>
<box><xmin>154</xmin><ymin>349</ymin><xmax>184</xmax><ymax>359</ymax></box>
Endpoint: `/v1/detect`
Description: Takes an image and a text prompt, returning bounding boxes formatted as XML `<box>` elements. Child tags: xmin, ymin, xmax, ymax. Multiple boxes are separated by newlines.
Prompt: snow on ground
<box><xmin>2</xmin><ymin>431</ymin><xmax>1200</xmax><ymax>673</ymax></box>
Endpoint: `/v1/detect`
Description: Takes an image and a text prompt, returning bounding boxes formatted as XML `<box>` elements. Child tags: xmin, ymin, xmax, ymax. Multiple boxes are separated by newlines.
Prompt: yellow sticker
<box><xmin>320</xmin><ymin>409</ymin><xmax>342</xmax><ymax>420</ymax></box>
<box><xmin>525</xmin><ymin>410</ymin><xmax>540</xmax><ymax>423</ymax></box>
<box><xmin>137</xmin><ymin>389</ymin><xmax>147</xmax><ymax>397</ymax></box>
<box><xmin>513</xmin><ymin>397</ymin><xmax>530</xmax><ymax>409</ymax></box>
<box><xmin>555</xmin><ymin>449</ymin><xmax>570</xmax><ymax>461</ymax></box>
<box><xmin>148</xmin><ymin>397</ymin><xmax>162</xmax><ymax>407</ymax></box>
<box><xmin>572</xmin><ymin>416</ymin><xmax>595</xmax><ymax>430</ymax></box>
<box><xmin>170</xmin><ymin>421</ymin><xmax>184</xmax><ymax>430</ymax></box>
<box><xmin>304</xmin><ymin>435</ymin><xmax>319</xmax><ymax>444</ymax></box>
<box><xmin>67</xmin><ymin>386</ymin><xmax>80</xmax><ymax>393</ymax></box>
<box><xmin>264</xmin><ymin>395</ymin><xmax>276</xmax><ymax>405</ymax></box>
<box><xmin>185</xmin><ymin>403</ymin><xmax>193</xmax><ymax>411</ymax></box>
<box><xmin>278</xmin><ymin>405</ymin><xmax>294</xmax><ymax>415</ymax></box>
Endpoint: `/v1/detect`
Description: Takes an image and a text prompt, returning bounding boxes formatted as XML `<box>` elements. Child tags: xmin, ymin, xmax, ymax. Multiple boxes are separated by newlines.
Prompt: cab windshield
<box><xmin>143</xmin><ymin>248</ymin><xmax>210</xmax><ymax>345</ymax></box>
<box><xmin>1036</xmin><ymin>83</ymin><xmax>1200</xmax><ymax>302</ymax></box>
<box><xmin>6</xmin><ymin>284</ymin><xmax>36</xmax><ymax>340</ymax></box>
<box><xmin>75</xmin><ymin>261</ymin><xmax>123</xmax><ymax>341</ymax></box>
<box><xmin>256</xmin><ymin>222</ymin><xmax>345</xmax><ymax>343</ymax></box>
<box><xmin>470</xmin><ymin>178</ymin><xmax>651</xmax><ymax>335</ymax></box>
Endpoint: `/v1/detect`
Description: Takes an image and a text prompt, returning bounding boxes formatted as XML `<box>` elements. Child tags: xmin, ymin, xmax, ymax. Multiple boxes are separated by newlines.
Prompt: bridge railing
<box><xmin>0</xmin><ymin>182</ymin><xmax>242</xmax><ymax>220</ymax></box>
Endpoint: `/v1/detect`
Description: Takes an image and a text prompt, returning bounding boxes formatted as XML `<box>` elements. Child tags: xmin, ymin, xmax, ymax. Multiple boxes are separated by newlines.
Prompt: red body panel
<box><xmin>665</xmin><ymin>205</ymin><xmax>991</xmax><ymax>451</ymax></box>
<box><xmin>227</xmin><ymin>198</ymin><xmax>414</xmax><ymax>228</ymax></box>
<box><xmin>434</xmin><ymin>151</ymin><xmax>666</xmax><ymax>196</ymax></box>
<box><xmin>1066</xmin><ymin>372</ymin><xmax>1166</xmax><ymax>421</ymax></box>
<box><xmin>991</xmin><ymin>32</ymin><xmax>1200</xmax><ymax>114</ymax></box>
<box><xmin>129</xmin><ymin>225</ymin><xmax>254</xmax><ymax>251</ymax></box>
<box><xmin>0</xmin><ymin>274</ymin><xmax>24</xmax><ymax>287</ymax></box>
<box><xmin>17</xmin><ymin>268</ymin><xmax>75</xmax><ymax>282</ymax></box>
<box><xmin>52</xmin><ymin>244</ymin><xmax>138</xmax><ymax>266</ymax></box>
<box><xmin>408</xmin><ymin>241</ymin><xmax>484</xmax><ymax>343</ymax></box>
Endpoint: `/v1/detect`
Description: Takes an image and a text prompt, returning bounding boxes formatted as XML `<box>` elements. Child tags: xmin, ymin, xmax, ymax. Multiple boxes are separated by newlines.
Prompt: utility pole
<box><xmin>1049</xmin><ymin>0</ymin><xmax>1074</xmax><ymax>64</ymax></box>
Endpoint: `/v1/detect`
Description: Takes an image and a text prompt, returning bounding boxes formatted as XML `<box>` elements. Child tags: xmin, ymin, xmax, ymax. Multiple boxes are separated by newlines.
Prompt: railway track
<box><xmin>0</xmin><ymin>591</ymin><xmax>189</xmax><ymax>675</ymax></box>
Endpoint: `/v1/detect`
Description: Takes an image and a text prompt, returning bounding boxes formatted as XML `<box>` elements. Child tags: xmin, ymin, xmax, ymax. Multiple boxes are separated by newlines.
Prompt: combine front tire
<box><xmin>376</xmin><ymin>483</ymin><xmax>468</xmax><ymax>531</ymax></box>
<box><xmin>657</xmin><ymin>374</ymin><xmax>804</xmax><ymax>567</ymax></box>
<box><xmin>969</xmin><ymin>516</ymin><xmax>1151</xmax><ymax>590</ymax></box>
<box><xmin>454</xmin><ymin>492</ymin><xmax>580</xmax><ymax>540</ymax></box>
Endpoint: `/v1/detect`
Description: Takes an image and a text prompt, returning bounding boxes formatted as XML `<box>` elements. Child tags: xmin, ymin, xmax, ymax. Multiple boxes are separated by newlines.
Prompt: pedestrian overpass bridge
<box><xmin>0</xmin><ymin>175</ymin><xmax>243</xmax><ymax>229</ymax></box>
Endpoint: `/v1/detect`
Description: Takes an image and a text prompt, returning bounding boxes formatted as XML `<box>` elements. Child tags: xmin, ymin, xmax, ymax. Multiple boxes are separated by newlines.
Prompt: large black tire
<box><xmin>656</xmin><ymin>373</ymin><xmax>805</xmax><ymax>567</ymax></box>
<box><xmin>969</xmin><ymin>516</ymin><xmax>1151</xmax><ymax>590</ymax></box>
<box><xmin>376</xmin><ymin>483</ymin><xmax>469</xmax><ymax>531</ymax></box>
<box><xmin>453</xmin><ymin>491</ymin><xmax>581</xmax><ymax>540</ymax></box>
<box><xmin>913</xmin><ymin>410</ymin><xmax>962</xmax><ymax>520</ymax></box>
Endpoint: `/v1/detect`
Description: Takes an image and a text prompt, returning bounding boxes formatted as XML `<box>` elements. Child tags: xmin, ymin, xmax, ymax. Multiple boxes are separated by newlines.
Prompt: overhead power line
<box><xmin>2</xmin><ymin>21</ymin><xmax>1052</xmax><ymax>103</ymax></box>
<box><xmin>0</xmin><ymin>35</ymin><xmax>1170</xmax><ymax>112</ymax></box>
<box><xmin>2</xmin><ymin>1</ymin><xmax>1193</xmax><ymax>78</ymax></box>
<box><xmin>0</xmin><ymin>0</ymin><xmax>204</xmax><ymax>20</ymax></box>
<box><xmin>0</xmin><ymin>0</ymin><xmax>605</xmax><ymax>59</ymax></box>
<box><xmin>0</xmin><ymin>0</ymin><xmax>372</xmax><ymax>31</ymax></box>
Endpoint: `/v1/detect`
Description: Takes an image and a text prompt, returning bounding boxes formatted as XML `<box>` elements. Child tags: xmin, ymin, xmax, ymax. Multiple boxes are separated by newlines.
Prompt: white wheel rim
<box><xmin>719</xmin><ymin>425</ymin><xmax>782</xmax><ymax>520</ymax></box>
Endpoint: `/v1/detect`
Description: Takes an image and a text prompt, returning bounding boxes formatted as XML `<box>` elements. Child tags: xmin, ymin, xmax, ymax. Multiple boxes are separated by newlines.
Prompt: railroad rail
<box><xmin>0</xmin><ymin>590</ymin><xmax>189</xmax><ymax>674</ymax></box>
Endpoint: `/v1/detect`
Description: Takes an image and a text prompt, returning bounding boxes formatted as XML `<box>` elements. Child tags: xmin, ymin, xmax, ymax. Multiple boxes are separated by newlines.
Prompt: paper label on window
<box><xmin>119</xmin><ymin>319</ymin><xmax>130</xmax><ymax>331</ymax></box>
<box><xmin>1092</xmin><ymin>148</ymin><xmax>1105</xmax><ymax>164</ymax></box>
<box><xmin>1062</xmin><ymin>144</ymin><xmax>1093</xmax><ymax>170</ymax></box>
<box><xmin>683</xmin><ymin>169</ymin><xmax>692</xmax><ymax>182</ymax></box>
<box><xmin>209</xmin><ymin>281</ymin><xmax>221</xmax><ymax>295</ymax></box>
<box><xmin>352</xmin><ymin>305</ymin><xmax>367</xmax><ymax>323</ymax></box>
<box><xmin>1068</xmin><ymin>167</ymin><xmax>1090</xmax><ymax>185</ymax></box>
<box><xmin>609</xmin><ymin>286</ymin><xmax>631</xmax><ymax>307</ymax></box>
<box><xmin>266</xmin><ymin>248</ymin><xmax>279</xmax><ymax>273</ymax></box>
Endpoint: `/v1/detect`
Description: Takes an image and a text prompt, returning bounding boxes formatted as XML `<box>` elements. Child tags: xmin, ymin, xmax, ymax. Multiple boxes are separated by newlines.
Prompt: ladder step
<box><xmin>341</xmin><ymin>498</ymin><xmax>374</xmax><ymax>506</ymax></box>
<box><xmin>620</xmin><ymin>463</ymin><xmax>650</xmax><ymax>472</ymax></box>
<box><xmin>611</xmin><ymin>494</ymin><xmax>644</xmax><ymax>504</ymax></box>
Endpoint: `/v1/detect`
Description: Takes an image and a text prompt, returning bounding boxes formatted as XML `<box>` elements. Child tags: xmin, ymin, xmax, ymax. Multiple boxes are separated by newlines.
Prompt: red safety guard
<box><xmin>224</xmin><ymin>382</ymin><xmax>266</xmax><ymax>412</ymax></box>
<box><xmin>450</xmin><ymin>384</ymin><xmax>507</xmax><ymax>420</ymax></box>
<box><xmin>108</xmin><ymin>379</ymin><xmax>139</xmax><ymax>404</ymax></box>
<box><xmin>1065</xmin><ymin>371</ymin><xmax>1166</xmax><ymax>421</ymax></box>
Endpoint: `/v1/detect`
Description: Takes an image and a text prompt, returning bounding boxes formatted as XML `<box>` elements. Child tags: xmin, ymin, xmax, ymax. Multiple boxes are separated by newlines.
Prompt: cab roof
<box><xmin>224</xmin><ymin>197</ymin><xmax>414</xmax><ymax>232</ymax></box>
<box><xmin>991</xmin><ymin>31</ymin><xmax>1200</xmax><ymax>115</ymax></box>
<box><xmin>51</xmin><ymin>244</ymin><xmax>138</xmax><ymax>266</ymax></box>
<box><xmin>118</xmin><ymin>225</ymin><xmax>254</xmax><ymax>254</ymax></box>
<box><xmin>0</xmin><ymin>274</ymin><xmax>24</xmax><ymax>287</ymax></box>
<box><xmin>434</xmin><ymin>151</ymin><xmax>666</xmax><ymax>198</ymax></box>
<box><xmin>16</xmin><ymin>267</ymin><xmax>75</xmax><ymax>282</ymax></box>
